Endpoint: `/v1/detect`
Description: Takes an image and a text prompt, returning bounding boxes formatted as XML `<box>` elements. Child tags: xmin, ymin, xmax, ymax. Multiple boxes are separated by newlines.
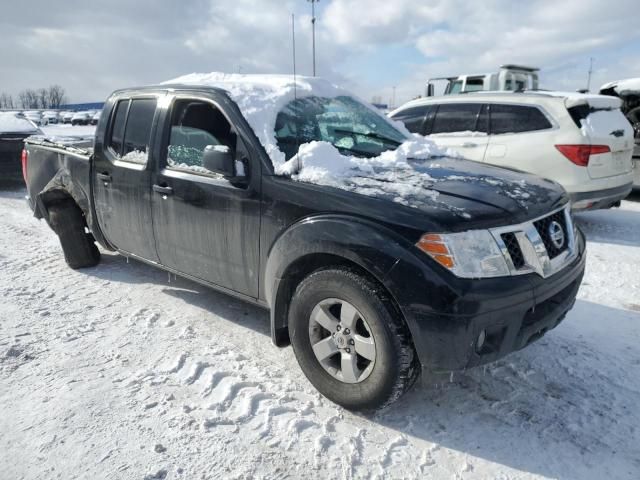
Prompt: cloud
<box><xmin>0</xmin><ymin>0</ymin><xmax>637</xmax><ymax>107</ymax></box>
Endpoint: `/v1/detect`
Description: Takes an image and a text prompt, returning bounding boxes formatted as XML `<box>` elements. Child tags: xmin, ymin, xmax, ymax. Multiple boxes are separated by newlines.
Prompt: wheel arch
<box><xmin>264</xmin><ymin>215</ymin><xmax>418</xmax><ymax>348</ymax></box>
<box><xmin>35</xmin><ymin>169</ymin><xmax>113</xmax><ymax>250</ymax></box>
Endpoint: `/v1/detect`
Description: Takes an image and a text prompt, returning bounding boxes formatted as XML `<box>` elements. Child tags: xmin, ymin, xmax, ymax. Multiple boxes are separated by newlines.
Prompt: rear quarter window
<box><xmin>122</xmin><ymin>98</ymin><xmax>157</xmax><ymax>163</ymax></box>
<box><xmin>490</xmin><ymin>104</ymin><xmax>552</xmax><ymax>134</ymax></box>
<box><xmin>108</xmin><ymin>100</ymin><xmax>128</xmax><ymax>155</ymax></box>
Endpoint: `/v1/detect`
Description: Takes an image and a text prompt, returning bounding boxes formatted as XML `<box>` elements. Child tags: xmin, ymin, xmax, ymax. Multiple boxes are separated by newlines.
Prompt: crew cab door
<box><xmin>93</xmin><ymin>95</ymin><xmax>161</xmax><ymax>262</ymax></box>
<box><xmin>426</xmin><ymin>103</ymin><xmax>489</xmax><ymax>162</ymax></box>
<box><xmin>150</xmin><ymin>93</ymin><xmax>261</xmax><ymax>298</ymax></box>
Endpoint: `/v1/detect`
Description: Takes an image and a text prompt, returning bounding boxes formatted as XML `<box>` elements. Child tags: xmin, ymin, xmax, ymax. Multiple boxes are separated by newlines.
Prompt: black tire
<box><xmin>288</xmin><ymin>268</ymin><xmax>419</xmax><ymax>411</ymax></box>
<box><xmin>48</xmin><ymin>202</ymin><xmax>100</xmax><ymax>269</ymax></box>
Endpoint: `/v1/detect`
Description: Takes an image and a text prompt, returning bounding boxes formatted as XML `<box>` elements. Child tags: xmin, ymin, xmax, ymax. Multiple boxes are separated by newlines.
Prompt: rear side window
<box><xmin>431</xmin><ymin>103</ymin><xmax>483</xmax><ymax>134</ymax></box>
<box><xmin>122</xmin><ymin>99</ymin><xmax>157</xmax><ymax>163</ymax></box>
<box><xmin>108</xmin><ymin>100</ymin><xmax>128</xmax><ymax>155</ymax></box>
<box><xmin>391</xmin><ymin>105</ymin><xmax>432</xmax><ymax>134</ymax></box>
<box><xmin>490</xmin><ymin>104</ymin><xmax>552</xmax><ymax>134</ymax></box>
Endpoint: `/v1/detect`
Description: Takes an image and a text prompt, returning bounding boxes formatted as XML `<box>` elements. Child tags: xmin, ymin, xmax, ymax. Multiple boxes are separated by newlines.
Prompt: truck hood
<box><xmin>272</xmin><ymin>156</ymin><xmax>568</xmax><ymax>235</ymax></box>
<box><xmin>342</xmin><ymin>156</ymin><xmax>568</xmax><ymax>230</ymax></box>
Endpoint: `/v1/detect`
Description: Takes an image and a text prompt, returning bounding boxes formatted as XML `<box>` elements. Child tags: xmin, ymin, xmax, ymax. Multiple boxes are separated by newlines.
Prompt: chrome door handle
<box><xmin>153</xmin><ymin>184</ymin><xmax>174</xmax><ymax>196</ymax></box>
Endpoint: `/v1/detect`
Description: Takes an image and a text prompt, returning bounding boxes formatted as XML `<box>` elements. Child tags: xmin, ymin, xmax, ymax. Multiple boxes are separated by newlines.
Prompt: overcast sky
<box><xmin>1</xmin><ymin>0</ymin><xmax>638</xmax><ymax>107</ymax></box>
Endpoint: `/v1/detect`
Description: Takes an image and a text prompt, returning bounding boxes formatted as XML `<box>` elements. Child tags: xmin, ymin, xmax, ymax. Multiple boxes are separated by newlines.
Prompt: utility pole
<box><xmin>307</xmin><ymin>0</ymin><xmax>319</xmax><ymax>76</ymax></box>
<box><xmin>586</xmin><ymin>57</ymin><xmax>594</xmax><ymax>92</ymax></box>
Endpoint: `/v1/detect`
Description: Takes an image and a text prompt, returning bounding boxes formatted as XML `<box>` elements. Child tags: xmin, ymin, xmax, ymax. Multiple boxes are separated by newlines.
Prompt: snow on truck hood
<box><xmin>163</xmin><ymin>73</ymin><xmax>558</xmax><ymax>217</ymax></box>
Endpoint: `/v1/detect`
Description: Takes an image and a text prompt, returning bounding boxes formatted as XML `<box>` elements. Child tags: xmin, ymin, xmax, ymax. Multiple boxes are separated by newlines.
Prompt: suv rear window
<box><xmin>431</xmin><ymin>103</ymin><xmax>484</xmax><ymax>134</ymax></box>
<box><xmin>490</xmin><ymin>104</ymin><xmax>551</xmax><ymax>134</ymax></box>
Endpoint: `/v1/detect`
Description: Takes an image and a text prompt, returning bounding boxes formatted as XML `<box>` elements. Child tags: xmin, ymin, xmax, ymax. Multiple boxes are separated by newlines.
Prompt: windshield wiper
<box><xmin>333</xmin><ymin>128</ymin><xmax>403</xmax><ymax>146</ymax></box>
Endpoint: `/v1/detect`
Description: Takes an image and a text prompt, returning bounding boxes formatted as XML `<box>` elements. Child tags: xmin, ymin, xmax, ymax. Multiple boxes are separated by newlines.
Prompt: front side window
<box><xmin>166</xmin><ymin>99</ymin><xmax>245</xmax><ymax>177</ymax></box>
<box><xmin>274</xmin><ymin>95</ymin><xmax>407</xmax><ymax>161</ymax></box>
<box><xmin>431</xmin><ymin>103</ymin><xmax>483</xmax><ymax>134</ymax></box>
<box><xmin>490</xmin><ymin>104</ymin><xmax>552</xmax><ymax>134</ymax></box>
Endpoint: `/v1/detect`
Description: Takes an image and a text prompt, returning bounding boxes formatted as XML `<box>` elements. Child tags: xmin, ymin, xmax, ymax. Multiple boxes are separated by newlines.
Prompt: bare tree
<box><xmin>0</xmin><ymin>93</ymin><xmax>16</xmax><ymax>109</ymax></box>
<box><xmin>47</xmin><ymin>85</ymin><xmax>67</xmax><ymax>109</ymax></box>
<box><xmin>18</xmin><ymin>89</ymin><xmax>40</xmax><ymax>109</ymax></box>
<box><xmin>37</xmin><ymin>88</ymin><xmax>49</xmax><ymax>109</ymax></box>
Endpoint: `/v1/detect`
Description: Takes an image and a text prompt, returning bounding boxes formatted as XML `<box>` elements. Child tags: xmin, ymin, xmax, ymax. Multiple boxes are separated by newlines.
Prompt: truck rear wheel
<box><xmin>288</xmin><ymin>268</ymin><xmax>419</xmax><ymax>411</ymax></box>
<box><xmin>48</xmin><ymin>202</ymin><xmax>100</xmax><ymax>269</ymax></box>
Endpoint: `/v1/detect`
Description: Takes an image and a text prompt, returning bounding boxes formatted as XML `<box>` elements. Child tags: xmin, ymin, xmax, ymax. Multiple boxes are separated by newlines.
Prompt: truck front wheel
<box><xmin>288</xmin><ymin>268</ymin><xmax>419</xmax><ymax>411</ymax></box>
<box><xmin>48</xmin><ymin>202</ymin><xmax>100</xmax><ymax>269</ymax></box>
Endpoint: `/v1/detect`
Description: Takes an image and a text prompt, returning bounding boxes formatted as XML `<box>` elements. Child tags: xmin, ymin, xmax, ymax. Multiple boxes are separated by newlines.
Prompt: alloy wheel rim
<box><xmin>308</xmin><ymin>298</ymin><xmax>376</xmax><ymax>384</ymax></box>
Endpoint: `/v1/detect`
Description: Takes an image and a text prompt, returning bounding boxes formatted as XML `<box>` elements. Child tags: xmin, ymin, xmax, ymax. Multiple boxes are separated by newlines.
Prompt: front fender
<box><xmin>263</xmin><ymin>214</ymin><xmax>444</xmax><ymax>348</ymax></box>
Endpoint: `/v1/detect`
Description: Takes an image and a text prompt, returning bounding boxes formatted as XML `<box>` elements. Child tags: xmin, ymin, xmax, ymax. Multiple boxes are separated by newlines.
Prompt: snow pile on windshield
<box><xmin>277</xmin><ymin>136</ymin><xmax>446</xmax><ymax>205</ymax></box>
<box><xmin>163</xmin><ymin>72</ymin><xmax>454</xmax><ymax>208</ymax></box>
<box><xmin>0</xmin><ymin>113</ymin><xmax>40</xmax><ymax>134</ymax></box>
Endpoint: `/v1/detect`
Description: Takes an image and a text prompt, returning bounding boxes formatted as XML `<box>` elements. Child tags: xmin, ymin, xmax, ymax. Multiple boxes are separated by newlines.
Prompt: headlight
<box><xmin>416</xmin><ymin>230</ymin><xmax>510</xmax><ymax>278</ymax></box>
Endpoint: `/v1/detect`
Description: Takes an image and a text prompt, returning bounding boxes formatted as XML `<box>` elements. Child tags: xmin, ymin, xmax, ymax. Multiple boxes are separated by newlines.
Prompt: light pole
<box><xmin>307</xmin><ymin>0</ymin><xmax>319</xmax><ymax>76</ymax></box>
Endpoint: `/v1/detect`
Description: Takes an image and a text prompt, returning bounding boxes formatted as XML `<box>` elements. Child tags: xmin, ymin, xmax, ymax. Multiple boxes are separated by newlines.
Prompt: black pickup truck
<box><xmin>23</xmin><ymin>75</ymin><xmax>586</xmax><ymax>410</ymax></box>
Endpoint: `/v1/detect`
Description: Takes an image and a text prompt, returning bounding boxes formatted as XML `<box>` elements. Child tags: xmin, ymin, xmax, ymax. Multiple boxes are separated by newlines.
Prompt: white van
<box><xmin>390</xmin><ymin>91</ymin><xmax>635</xmax><ymax>209</ymax></box>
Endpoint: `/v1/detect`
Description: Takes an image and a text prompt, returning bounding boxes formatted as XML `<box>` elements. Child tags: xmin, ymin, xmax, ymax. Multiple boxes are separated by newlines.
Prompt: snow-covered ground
<box><xmin>1</xmin><ymin>186</ymin><xmax>639</xmax><ymax>480</ymax></box>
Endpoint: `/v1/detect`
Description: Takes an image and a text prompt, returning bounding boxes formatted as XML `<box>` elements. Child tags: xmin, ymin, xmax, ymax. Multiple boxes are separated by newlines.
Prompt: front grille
<box><xmin>501</xmin><ymin>232</ymin><xmax>525</xmax><ymax>269</ymax></box>
<box><xmin>533</xmin><ymin>211</ymin><xmax>568</xmax><ymax>259</ymax></box>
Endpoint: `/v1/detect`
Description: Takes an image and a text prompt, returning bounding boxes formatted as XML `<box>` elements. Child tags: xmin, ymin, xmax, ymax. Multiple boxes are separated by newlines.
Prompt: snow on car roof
<box><xmin>391</xmin><ymin>90</ymin><xmax>621</xmax><ymax>113</ymax></box>
<box><xmin>600</xmin><ymin>78</ymin><xmax>640</xmax><ymax>96</ymax></box>
<box><xmin>0</xmin><ymin>112</ymin><xmax>40</xmax><ymax>134</ymax></box>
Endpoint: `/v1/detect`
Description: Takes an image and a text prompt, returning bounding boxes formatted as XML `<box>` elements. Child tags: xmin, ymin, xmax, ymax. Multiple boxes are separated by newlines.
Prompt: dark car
<box><xmin>0</xmin><ymin>112</ymin><xmax>41</xmax><ymax>183</ymax></box>
<box><xmin>22</xmin><ymin>75</ymin><xmax>586</xmax><ymax>411</ymax></box>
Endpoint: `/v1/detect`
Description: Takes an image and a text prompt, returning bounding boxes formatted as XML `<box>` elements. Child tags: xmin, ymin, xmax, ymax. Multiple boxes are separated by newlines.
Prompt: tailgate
<box><xmin>566</xmin><ymin>96</ymin><xmax>634</xmax><ymax>179</ymax></box>
<box><xmin>0</xmin><ymin>136</ymin><xmax>26</xmax><ymax>178</ymax></box>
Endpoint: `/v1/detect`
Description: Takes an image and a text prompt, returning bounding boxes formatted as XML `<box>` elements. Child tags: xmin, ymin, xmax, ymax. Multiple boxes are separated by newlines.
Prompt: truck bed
<box><xmin>23</xmin><ymin>136</ymin><xmax>94</xmax><ymax>221</ymax></box>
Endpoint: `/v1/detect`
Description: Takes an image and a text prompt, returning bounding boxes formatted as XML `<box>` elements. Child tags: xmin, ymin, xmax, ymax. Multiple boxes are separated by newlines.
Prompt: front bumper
<box><xmin>569</xmin><ymin>182</ymin><xmax>633</xmax><ymax>210</ymax></box>
<box><xmin>386</xmin><ymin>229</ymin><xmax>586</xmax><ymax>378</ymax></box>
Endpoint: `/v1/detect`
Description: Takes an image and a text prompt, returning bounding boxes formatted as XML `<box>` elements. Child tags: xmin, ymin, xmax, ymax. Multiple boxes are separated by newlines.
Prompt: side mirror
<box><xmin>426</xmin><ymin>83</ymin><xmax>434</xmax><ymax>97</ymax></box>
<box><xmin>202</xmin><ymin>145</ymin><xmax>234</xmax><ymax>177</ymax></box>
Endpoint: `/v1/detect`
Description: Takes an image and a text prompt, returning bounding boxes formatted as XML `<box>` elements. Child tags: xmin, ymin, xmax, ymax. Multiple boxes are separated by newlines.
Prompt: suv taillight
<box><xmin>21</xmin><ymin>148</ymin><xmax>28</xmax><ymax>183</ymax></box>
<box><xmin>555</xmin><ymin>144</ymin><xmax>610</xmax><ymax>167</ymax></box>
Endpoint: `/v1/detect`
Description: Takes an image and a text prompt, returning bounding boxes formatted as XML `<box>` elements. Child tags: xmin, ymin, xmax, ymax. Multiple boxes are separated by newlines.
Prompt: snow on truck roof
<box><xmin>163</xmin><ymin>72</ymin><xmax>362</xmax><ymax>169</ymax></box>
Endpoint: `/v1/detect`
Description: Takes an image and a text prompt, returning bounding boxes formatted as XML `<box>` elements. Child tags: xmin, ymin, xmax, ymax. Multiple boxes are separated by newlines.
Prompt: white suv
<box><xmin>389</xmin><ymin>91</ymin><xmax>635</xmax><ymax>210</ymax></box>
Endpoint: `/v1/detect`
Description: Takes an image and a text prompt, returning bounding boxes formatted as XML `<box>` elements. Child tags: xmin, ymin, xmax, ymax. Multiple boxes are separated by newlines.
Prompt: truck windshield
<box><xmin>274</xmin><ymin>95</ymin><xmax>407</xmax><ymax>160</ymax></box>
